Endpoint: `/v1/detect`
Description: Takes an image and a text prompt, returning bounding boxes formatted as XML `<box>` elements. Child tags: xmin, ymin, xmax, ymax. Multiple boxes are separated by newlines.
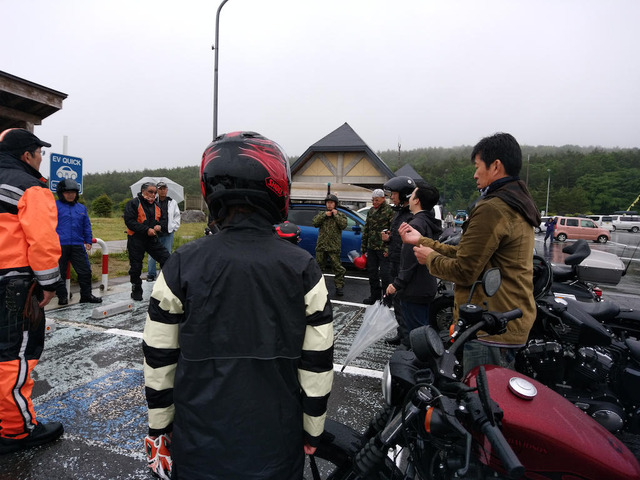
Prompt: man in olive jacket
<box><xmin>361</xmin><ymin>189</ymin><xmax>394</xmax><ymax>304</ymax></box>
<box><xmin>313</xmin><ymin>194</ymin><xmax>347</xmax><ymax>296</ymax></box>
<box><xmin>400</xmin><ymin>133</ymin><xmax>541</xmax><ymax>374</ymax></box>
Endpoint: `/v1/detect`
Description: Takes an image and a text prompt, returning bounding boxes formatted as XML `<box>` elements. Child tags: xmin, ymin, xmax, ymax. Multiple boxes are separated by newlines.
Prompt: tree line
<box><xmin>379</xmin><ymin>145</ymin><xmax>640</xmax><ymax>215</ymax></box>
<box><xmin>80</xmin><ymin>145</ymin><xmax>640</xmax><ymax>217</ymax></box>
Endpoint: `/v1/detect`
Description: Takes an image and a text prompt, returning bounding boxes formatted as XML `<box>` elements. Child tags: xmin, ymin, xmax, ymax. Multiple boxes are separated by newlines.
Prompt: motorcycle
<box><xmin>517</xmin><ymin>255</ymin><xmax>640</xmax><ymax>433</ymax></box>
<box><xmin>310</xmin><ymin>269</ymin><xmax>640</xmax><ymax>479</ymax></box>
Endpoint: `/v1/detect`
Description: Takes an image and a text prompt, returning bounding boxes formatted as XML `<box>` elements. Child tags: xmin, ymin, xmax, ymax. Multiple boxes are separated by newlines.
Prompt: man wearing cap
<box><xmin>124</xmin><ymin>183</ymin><xmax>170</xmax><ymax>300</ymax></box>
<box><xmin>360</xmin><ymin>189</ymin><xmax>393</xmax><ymax>304</ymax></box>
<box><xmin>146</xmin><ymin>181</ymin><xmax>181</xmax><ymax>282</ymax></box>
<box><xmin>313</xmin><ymin>193</ymin><xmax>347</xmax><ymax>296</ymax></box>
<box><xmin>0</xmin><ymin>128</ymin><xmax>64</xmax><ymax>453</ymax></box>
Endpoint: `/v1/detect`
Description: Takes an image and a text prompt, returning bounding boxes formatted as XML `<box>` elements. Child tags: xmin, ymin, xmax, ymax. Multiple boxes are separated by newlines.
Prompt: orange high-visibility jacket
<box><xmin>0</xmin><ymin>153</ymin><xmax>61</xmax><ymax>289</ymax></box>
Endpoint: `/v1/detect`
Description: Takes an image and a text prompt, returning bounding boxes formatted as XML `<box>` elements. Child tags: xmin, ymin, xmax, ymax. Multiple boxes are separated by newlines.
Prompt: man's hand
<box><xmin>413</xmin><ymin>245</ymin><xmax>434</xmax><ymax>265</ymax></box>
<box><xmin>381</xmin><ymin>229</ymin><xmax>390</xmax><ymax>242</ymax></box>
<box><xmin>85</xmin><ymin>243</ymin><xmax>92</xmax><ymax>252</ymax></box>
<box><xmin>386</xmin><ymin>284</ymin><xmax>397</xmax><ymax>296</ymax></box>
<box><xmin>399</xmin><ymin>222</ymin><xmax>421</xmax><ymax>245</ymax></box>
<box><xmin>147</xmin><ymin>228</ymin><xmax>157</xmax><ymax>236</ymax></box>
<box><xmin>145</xmin><ymin>434</ymin><xmax>172</xmax><ymax>480</ymax></box>
<box><xmin>304</xmin><ymin>443</ymin><xmax>317</xmax><ymax>455</ymax></box>
<box><xmin>325</xmin><ymin>210</ymin><xmax>333</xmax><ymax>216</ymax></box>
<box><xmin>39</xmin><ymin>290</ymin><xmax>56</xmax><ymax>308</ymax></box>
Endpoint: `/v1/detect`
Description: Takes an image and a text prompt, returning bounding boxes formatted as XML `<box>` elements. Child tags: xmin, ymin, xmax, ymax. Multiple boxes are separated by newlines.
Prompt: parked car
<box><xmin>612</xmin><ymin>215</ymin><xmax>640</xmax><ymax>233</ymax></box>
<box><xmin>554</xmin><ymin>216</ymin><xmax>610</xmax><ymax>243</ymax></box>
<box><xmin>287</xmin><ymin>203</ymin><xmax>365</xmax><ymax>263</ymax></box>
<box><xmin>535</xmin><ymin>216</ymin><xmax>552</xmax><ymax>234</ymax></box>
<box><xmin>588</xmin><ymin>215</ymin><xmax>616</xmax><ymax>232</ymax></box>
<box><xmin>356</xmin><ymin>206</ymin><xmax>371</xmax><ymax>218</ymax></box>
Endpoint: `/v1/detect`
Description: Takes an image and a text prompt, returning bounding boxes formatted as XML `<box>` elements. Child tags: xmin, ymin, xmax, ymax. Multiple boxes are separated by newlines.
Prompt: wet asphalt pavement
<box><xmin>2</xmin><ymin>233</ymin><xmax>640</xmax><ymax>479</ymax></box>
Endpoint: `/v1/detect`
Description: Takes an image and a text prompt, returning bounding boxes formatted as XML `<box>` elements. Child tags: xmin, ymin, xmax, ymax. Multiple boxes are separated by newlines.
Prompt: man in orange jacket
<box><xmin>0</xmin><ymin>128</ymin><xmax>64</xmax><ymax>454</ymax></box>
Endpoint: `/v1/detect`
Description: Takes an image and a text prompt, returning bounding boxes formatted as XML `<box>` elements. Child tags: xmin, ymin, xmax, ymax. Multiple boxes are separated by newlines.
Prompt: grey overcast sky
<box><xmin>3</xmin><ymin>0</ymin><xmax>639</xmax><ymax>176</ymax></box>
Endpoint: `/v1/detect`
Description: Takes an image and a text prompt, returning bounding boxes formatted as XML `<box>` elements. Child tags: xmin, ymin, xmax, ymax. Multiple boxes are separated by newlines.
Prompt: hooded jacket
<box><xmin>55</xmin><ymin>194</ymin><xmax>93</xmax><ymax>246</ymax></box>
<box><xmin>419</xmin><ymin>178</ymin><xmax>540</xmax><ymax>346</ymax></box>
<box><xmin>393</xmin><ymin>209</ymin><xmax>443</xmax><ymax>304</ymax></box>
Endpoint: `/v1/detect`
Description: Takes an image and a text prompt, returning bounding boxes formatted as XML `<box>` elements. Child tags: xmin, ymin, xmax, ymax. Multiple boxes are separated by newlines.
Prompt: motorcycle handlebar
<box><xmin>480</xmin><ymin>422</ymin><xmax>525</xmax><ymax>479</ymax></box>
<box><xmin>479</xmin><ymin>309</ymin><xmax>522</xmax><ymax>336</ymax></box>
<box><xmin>500</xmin><ymin>309</ymin><xmax>523</xmax><ymax>322</ymax></box>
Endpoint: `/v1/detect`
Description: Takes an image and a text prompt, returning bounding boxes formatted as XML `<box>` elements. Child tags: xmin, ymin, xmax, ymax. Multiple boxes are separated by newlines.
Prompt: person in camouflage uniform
<box><xmin>361</xmin><ymin>189</ymin><xmax>394</xmax><ymax>304</ymax></box>
<box><xmin>313</xmin><ymin>193</ymin><xmax>347</xmax><ymax>296</ymax></box>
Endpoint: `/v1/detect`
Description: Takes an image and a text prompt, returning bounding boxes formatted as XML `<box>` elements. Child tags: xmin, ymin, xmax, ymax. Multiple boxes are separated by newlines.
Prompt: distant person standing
<box><xmin>146</xmin><ymin>181</ymin><xmax>181</xmax><ymax>282</ymax></box>
<box><xmin>124</xmin><ymin>183</ymin><xmax>170</xmax><ymax>300</ymax></box>
<box><xmin>361</xmin><ymin>189</ymin><xmax>393</xmax><ymax>304</ymax></box>
<box><xmin>445</xmin><ymin>212</ymin><xmax>455</xmax><ymax>229</ymax></box>
<box><xmin>544</xmin><ymin>217</ymin><xmax>557</xmax><ymax>245</ymax></box>
<box><xmin>54</xmin><ymin>179</ymin><xmax>102</xmax><ymax>304</ymax></box>
<box><xmin>313</xmin><ymin>193</ymin><xmax>347</xmax><ymax>296</ymax></box>
<box><xmin>0</xmin><ymin>128</ymin><xmax>64</xmax><ymax>453</ymax></box>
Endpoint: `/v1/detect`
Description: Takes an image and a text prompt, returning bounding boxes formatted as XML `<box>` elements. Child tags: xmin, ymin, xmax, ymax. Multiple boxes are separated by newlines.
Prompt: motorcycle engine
<box><xmin>566</xmin><ymin>346</ymin><xmax>613</xmax><ymax>387</ymax></box>
<box><xmin>519</xmin><ymin>339</ymin><xmax>565</xmax><ymax>384</ymax></box>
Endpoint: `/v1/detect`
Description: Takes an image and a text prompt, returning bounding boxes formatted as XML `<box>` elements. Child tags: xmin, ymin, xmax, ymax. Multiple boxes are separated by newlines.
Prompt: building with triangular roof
<box><xmin>291</xmin><ymin>123</ymin><xmax>394</xmax><ymax>190</ymax></box>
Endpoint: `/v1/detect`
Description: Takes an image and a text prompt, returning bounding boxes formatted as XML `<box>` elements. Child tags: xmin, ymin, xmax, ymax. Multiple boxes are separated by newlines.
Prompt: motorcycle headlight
<box><xmin>382</xmin><ymin>362</ymin><xmax>392</xmax><ymax>405</ymax></box>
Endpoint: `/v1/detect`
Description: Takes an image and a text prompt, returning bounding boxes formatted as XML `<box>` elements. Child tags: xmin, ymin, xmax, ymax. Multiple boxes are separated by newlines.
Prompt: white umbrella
<box><xmin>130</xmin><ymin>176</ymin><xmax>184</xmax><ymax>203</ymax></box>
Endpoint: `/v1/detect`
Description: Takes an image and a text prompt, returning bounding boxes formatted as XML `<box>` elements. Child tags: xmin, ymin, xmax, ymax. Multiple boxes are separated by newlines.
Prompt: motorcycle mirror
<box><xmin>466</xmin><ymin>268</ymin><xmax>502</xmax><ymax>304</ymax></box>
<box><xmin>482</xmin><ymin>268</ymin><xmax>502</xmax><ymax>297</ymax></box>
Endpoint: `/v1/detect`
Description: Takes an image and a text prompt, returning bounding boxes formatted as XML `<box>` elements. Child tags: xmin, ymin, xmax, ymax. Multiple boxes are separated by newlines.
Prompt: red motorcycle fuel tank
<box><xmin>466</xmin><ymin>366</ymin><xmax>640</xmax><ymax>480</ymax></box>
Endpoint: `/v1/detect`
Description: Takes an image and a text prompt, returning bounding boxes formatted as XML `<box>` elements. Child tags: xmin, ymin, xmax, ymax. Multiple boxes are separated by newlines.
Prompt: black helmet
<box><xmin>383</xmin><ymin>176</ymin><xmax>416</xmax><ymax>203</ymax></box>
<box><xmin>275</xmin><ymin>221</ymin><xmax>301</xmax><ymax>244</ymax></box>
<box><xmin>325</xmin><ymin>193</ymin><xmax>339</xmax><ymax>206</ymax></box>
<box><xmin>200</xmin><ymin>132</ymin><xmax>291</xmax><ymax>224</ymax></box>
<box><xmin>56</xmin><ymin>179</ymin><xmax>80</xmax><ymax>201</ymax></box>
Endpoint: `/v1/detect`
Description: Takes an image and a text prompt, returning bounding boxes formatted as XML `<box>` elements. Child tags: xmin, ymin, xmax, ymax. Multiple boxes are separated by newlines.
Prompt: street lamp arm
<box><xmin>213</xmin><ymin>0</ymin><xmax>232</xmax><ymax>139</ymax></box>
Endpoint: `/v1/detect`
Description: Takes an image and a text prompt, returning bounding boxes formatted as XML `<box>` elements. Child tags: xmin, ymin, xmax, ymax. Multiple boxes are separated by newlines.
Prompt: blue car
<box><xmin>287</xmin><ymin>203</ymin><xmax>365</xmax><ymax>263</ymax></box>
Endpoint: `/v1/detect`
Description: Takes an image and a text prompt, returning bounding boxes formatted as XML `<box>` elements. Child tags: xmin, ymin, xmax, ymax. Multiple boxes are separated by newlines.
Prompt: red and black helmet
<box><xmin>200</xmin><ymin>132</ymin><xmax>291</xmax><ymax>223</ymax></box>
<box><xmin>275</xmin><ymin>221</ymin><xmax>301</xmax><ymax>244</ymax></box>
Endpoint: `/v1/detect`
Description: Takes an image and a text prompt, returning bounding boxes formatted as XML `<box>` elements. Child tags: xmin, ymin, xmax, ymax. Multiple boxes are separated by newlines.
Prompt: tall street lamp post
<box><xmin>213</xmin><ymin>0</ymin><xmax>231</xmax><ymax>139</ymax></box>
<box><xmin>545</xmin><ymin>169</ymin><xmax>551</xmax><ymax>215</ymax></box>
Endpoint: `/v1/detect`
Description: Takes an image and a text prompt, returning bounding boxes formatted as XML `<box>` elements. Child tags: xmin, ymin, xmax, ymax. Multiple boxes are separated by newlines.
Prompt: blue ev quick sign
<box><xmin>50</xmin><ymin>153</ymin><xmax>83</xmax><ymax>194</ymax></box>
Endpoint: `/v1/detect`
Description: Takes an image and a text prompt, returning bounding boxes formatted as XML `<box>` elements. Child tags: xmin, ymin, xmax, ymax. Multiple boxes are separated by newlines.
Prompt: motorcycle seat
<box><xmin>565</xmin><ymin>298</ymin><xmax>620</xmax><ymax>322</ymax></box>
<box><xmin>626</xmin><ymin>338</ymin><xmax>640</xmax><ymax>362</ymax></box>
<box><xmin>552</xmin><ymin>264</ymin><xmax>575</xmax><ymax>282</ymax></box>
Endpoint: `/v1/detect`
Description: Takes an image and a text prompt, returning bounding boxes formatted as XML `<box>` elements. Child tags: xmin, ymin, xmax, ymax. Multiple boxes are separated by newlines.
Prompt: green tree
<box><xmin>92</xmin><ymin>194</ymin><xmax>114</xmax><ymax>218</ymax></box>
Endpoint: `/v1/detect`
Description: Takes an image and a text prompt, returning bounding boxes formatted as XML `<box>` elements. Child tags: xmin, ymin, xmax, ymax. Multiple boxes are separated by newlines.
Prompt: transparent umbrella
<box><xmin>130</xmin><ymin>176</ymin><xmax>184</xmax><ymax>203</ymax></box>
<box><xmin>342</xmin><ymin>300</ymin><xmax>397</xmax><ymax>370</ymax></box>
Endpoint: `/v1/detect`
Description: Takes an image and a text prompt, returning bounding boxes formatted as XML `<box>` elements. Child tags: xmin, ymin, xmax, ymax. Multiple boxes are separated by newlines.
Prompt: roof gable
<box><xmin>291</xmin><ymin>122</ymin><xmax>394</xmax><ymax>179</ymax></box>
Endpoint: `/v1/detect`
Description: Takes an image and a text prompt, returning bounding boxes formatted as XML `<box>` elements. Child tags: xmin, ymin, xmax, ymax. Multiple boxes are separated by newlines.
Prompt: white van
<box><xmin>588</xmin><ymin>215</ymin><xmax>616</xmax><ymax>232</ymax></box>
<box><xmin>612</xmin><ymin>215</ymin><xmax>640</xmax><ymax>233</ymax></box>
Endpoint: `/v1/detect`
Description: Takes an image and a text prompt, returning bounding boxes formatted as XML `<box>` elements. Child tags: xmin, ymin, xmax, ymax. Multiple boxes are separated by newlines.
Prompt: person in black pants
<box><xmin>54</xmin><ymin>179</ymin><xmax>102</xmax><ymax>304</ymax></box>
<box><xmin>124</xmin><ymin>183</ymin><xmax>170</xmax><ymax>301</ymax></box>
<box><xmin>382</xmin><ymin>176</ymin><xmax>416</xmax><ymax>347</ymax></box>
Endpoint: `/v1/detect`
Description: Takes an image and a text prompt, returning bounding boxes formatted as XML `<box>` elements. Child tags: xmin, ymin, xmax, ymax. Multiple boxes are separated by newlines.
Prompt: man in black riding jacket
<box><xmin>142</xmin><ymin>132</ymin><xmax>334</xmax><ymax>480</ymax></box>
